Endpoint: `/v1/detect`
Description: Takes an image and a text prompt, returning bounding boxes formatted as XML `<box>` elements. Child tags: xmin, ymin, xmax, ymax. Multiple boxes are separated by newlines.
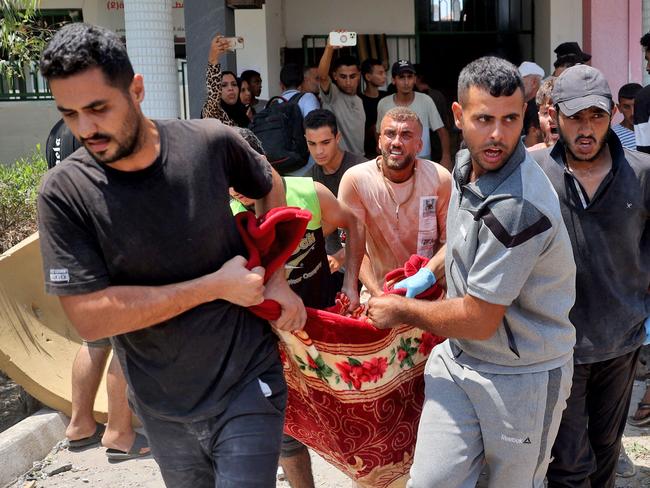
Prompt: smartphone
<box><xmin>329</xmin><ymin>31</ymin><xmax>357</xmax><ymax>47</ymax></box>
<box><xmin>224</xmin><ymin>36</ymin><xmax>244</xmax><ymax>50</ymax></box>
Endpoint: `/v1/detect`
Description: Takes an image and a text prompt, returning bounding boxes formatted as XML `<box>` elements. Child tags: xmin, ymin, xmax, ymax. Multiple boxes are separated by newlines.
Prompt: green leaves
<box><xmin>0</xmin><ymin>146</ymin><xmax>47</xmax><ymax>253</ymax></box>
<box><xmin>0</xmin><ymin>1</ymin><xmax>51</xmax><ymax>81</ymax></box>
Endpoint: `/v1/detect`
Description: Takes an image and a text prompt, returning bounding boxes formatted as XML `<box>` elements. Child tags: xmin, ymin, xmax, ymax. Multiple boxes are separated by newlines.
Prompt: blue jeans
<box><xmin>133</xmin><ymin>364</ymin><xmax>286</xmax><ymax>488</ymax></box>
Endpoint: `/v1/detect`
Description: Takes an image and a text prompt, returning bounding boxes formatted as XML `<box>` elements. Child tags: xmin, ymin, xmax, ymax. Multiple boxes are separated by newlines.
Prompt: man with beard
<box><xmin>368</xmin><ymin>57</ymin><xmax>576</xmax><ymax>487</ymax></box>
<box><xmin>37</xmin><ymin>23</ymin><xmax>306</xmax><ymax>487</ymax></box>
<box><xmin>338</xmin><ymin>107</ymin><xmax>451</xmax><ymax>302</ymax></box>
<box><xmin>531</xmin><ymin>65</ymin><xmax>650</xmax><ymax>488</ymax></box>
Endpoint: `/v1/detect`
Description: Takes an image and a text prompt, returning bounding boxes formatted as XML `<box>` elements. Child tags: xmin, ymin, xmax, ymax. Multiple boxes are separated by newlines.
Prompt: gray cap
<box><xmin>552</xmin><ymin>64</ymin><xmax>612</xmax><ymax>116</ymax></box>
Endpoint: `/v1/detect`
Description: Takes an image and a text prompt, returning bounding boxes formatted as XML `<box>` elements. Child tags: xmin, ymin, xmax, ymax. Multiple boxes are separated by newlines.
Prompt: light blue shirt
<box><xmin>280</xmin><ymin>89</ymin><xmax>320</xmax><ymax>119</ymax></box>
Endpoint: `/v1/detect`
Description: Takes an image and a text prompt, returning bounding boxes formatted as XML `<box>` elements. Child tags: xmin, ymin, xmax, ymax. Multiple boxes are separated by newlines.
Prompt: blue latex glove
<box><xmin>394</xmin><ymin>268</ymin><xmax>436</xmax><ymax>298</ymax></box>
<box><xmin>644</xmin><ymin>317</ymin><xmax>650</xmax><ymax>345</ymax></box>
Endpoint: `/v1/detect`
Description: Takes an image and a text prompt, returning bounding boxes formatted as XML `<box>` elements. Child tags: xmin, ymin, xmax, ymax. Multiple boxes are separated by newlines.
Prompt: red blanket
<box><xmin>235</xmin><ymin>209</ymin><xmax>445</xmax><ymax>487</ymax></box>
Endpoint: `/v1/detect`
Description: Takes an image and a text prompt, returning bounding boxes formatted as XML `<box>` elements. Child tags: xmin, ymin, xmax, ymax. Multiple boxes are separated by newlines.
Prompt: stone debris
<box><xmin>14</xmin><ymin>440</ymin><xmax>69</xmax><ymax>484</ymax></box>
<box><xmin>44</xmin><ymin>462</ymin><xmax>72</xmax><ymax>477</ymax></box>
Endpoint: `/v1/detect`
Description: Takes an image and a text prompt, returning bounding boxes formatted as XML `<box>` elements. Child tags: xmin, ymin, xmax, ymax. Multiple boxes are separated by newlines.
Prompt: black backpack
<box><xmin>249</xmin><ymin>93</ymin><xmax>309</xmax><ymax>175</ymax></box>
<box><xmin>45</xmin><ymin>119</ymin><xmax>81</xmax><ymax>169</ymax></box>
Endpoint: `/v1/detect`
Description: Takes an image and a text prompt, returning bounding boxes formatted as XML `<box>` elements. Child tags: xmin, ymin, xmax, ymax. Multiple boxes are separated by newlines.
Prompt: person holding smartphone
<box><xmin>201</xmin><ymin>34</ymin><xmax>250</xmax><ymax>127</ymax></box>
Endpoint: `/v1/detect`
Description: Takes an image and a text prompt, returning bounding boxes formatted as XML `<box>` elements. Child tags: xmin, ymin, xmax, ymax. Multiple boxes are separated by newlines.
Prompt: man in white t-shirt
<box><xmin>377</xmin><ymin>60</ymin><xmax>451</xmax><ymax>168</ymax></box>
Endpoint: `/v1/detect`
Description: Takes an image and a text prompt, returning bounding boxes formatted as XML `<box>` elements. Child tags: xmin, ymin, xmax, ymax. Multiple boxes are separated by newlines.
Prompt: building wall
<box><xmin>282</xmin><ymin>0</ymin><xmax>415</xmax><ymax>48</ymax></box>
<box><xmin>0</xmin><ymin>102</ymin><xmax>60</xmax><ymax>164</ymax></box>
<box><xmin>234</xmin><ymin>0</ymin><xmax>284</xmax><ymax>100</ymax></box>
<box><xmin>533</xmin><ymin>0</ymin><xmax>583</xmax><ymax>75</ymax></box>
<box><xmin>235</xmin><ymin>7</ymin><xmax>270</xmax><ymax>98</ymax></box>
<box><xmin>264</xmin><ymin>0</ymin><xmax>284</xmax><ymax>99</ymax></box>
<box><xmin>583</xmin><ymin>0</ymin><xmax>643</xmax><ymax>124</ymax></box>
<box><xmin>639</xmin><ymin>0</ymin><xmax>650</xmax><ymax>86</ymax></box>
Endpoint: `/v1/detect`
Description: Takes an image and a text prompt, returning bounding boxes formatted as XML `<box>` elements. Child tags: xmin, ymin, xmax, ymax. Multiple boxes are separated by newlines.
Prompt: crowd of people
<box><xmin>39</xmin><ymin>21</ymin><xmax>649</xmax><ymax>488</ymax></box>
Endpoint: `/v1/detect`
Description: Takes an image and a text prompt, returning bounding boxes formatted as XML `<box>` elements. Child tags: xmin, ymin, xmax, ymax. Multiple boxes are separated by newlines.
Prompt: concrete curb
<box><xmin>0</xmin><ymin>408</ymin><xmax>68</xmax><ymax>488</ymax></box>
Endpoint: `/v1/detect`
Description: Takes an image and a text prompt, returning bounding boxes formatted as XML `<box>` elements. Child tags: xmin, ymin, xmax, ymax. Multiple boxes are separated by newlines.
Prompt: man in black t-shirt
<box><xmin>306</xmin><ymin>109</ymin><xmax>365</xmax><ymax>271</ymax></box>
<box><xmin>45</xmin><ymin>118</ymin><xmax>150</xmax><ymax>461</ymax></box>
<box><xmin>360</xmin><ymin>58</ymin><xmax>387</xmax><ymax>158</ymax></box>
<box><xmin>38</xmin><ymin>23</ymin><xmax>305</xmax><ymax>488</ymax></box>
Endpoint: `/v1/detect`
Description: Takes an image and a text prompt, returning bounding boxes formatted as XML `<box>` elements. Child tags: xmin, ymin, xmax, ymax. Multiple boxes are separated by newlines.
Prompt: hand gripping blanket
<box><xmin>235</xmin><ymin>209</ymin><xmax>445</xmax><ymax>487</ymax></box>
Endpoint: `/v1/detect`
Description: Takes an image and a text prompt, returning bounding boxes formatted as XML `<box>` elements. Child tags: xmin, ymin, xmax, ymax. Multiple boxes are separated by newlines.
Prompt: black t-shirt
<box><xmin>360</xmin><ymin>91</ymin><xmax>387</xmax><ymax>158</ymax></box>
<box><xmin>311</xmin><ymin>151</ymin><xmax>366</xmax><ymax>254</ymax></box>
<box><xmin>37</xmin><ymin>118</ymin><xmax>279</xmax><ymax>421</ymax></box>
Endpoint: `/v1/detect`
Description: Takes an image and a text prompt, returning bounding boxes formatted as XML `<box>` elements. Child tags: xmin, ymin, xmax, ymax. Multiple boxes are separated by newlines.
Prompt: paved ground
<box><xmin>7</xmin><ymin>380</ymin><xmax>650</xmax><ymax>488</ymax></box>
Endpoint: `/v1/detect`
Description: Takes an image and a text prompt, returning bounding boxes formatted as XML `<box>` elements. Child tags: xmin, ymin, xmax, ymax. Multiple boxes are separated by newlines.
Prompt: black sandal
<box><xmin>628</xmin><ymin>402</ymin><xmax>650</xmax><ymax>427</ymax></box>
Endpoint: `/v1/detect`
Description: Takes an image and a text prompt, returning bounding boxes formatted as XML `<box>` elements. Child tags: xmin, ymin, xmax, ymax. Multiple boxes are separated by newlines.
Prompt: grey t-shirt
<box><xmin>37</xmin><ymin>118</ymin><xmax>280</xmax><ymax>421</ymax></box>
<box><xmin>320</xmin><ymin>83</ymin><xmax>365</xmax><ymax>157</ymax></box>
<box><xmin>445</xmin><ymin>143</ymin><xmax>576</xmax><ymax>374</ymax></box>
<box><xmin>311</xmin><ymin>151</ymin><xmax>366</xmax><ymax>254</ymax></box>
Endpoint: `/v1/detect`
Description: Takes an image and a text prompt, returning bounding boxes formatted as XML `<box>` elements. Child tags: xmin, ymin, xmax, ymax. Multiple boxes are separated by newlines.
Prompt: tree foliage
<box><xmin>0</xmin><ymin>1</ymin><xmax>51</xmax><ymax>81</ymax></box>
<box><xmin>0</xmin><ymin>147</ymin><xmax>47</xmax><ymax>253</ymax></box>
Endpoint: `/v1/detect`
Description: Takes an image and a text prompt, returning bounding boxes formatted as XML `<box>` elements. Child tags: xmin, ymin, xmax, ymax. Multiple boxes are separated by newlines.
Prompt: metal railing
<box><xmin>1</xmin><ymin>60</ymin><xmax>191</xmax><ymax>119</ymax></box>
<box><xmin>0</xmin><ymin>64</ymin><xmax>53</xmax><ymax>101</ymax></box>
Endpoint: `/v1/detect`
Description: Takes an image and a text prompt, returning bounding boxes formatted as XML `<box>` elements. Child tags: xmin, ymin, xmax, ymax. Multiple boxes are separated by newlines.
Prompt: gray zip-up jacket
<box><xmin>445</xmin><ymin>142</ymin><xmax>576</xmax><ymax>374</ymax></box>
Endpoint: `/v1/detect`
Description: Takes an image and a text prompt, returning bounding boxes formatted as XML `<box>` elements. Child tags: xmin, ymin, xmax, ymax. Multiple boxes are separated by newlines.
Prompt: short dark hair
<box><xmin>280</xmin><ymin>63</ymin><xmax>303</xmax><ymax>89</ymax></box>
<box><xmin>304</xmin><ymin>109</ymin><xmax>338</xmax><ymax>135</ymax></box>
<box><xmin>618</xmin><ymin>82</ymin><xmax>642</xmax><ymax>102</ymax></box>
<box><xmin>240</xmin><ymin>69</ymin><xmax>261</xmax><ymax>84</ymax></box>
<box><xmin>234</xmin><ymin>127</ymin><xmax>266</xmax><ymax>155</ymax></box>
<box><xmin>457</xmin><ymin>56</ymin><xmax>524</xmax><ymax>104</ymax></box>
<box><xmin>361</xmin><ymin>58</ymin><xmax>382</xmax><ymax>77</ymax></box>
<box><xmin>382</xmin><ymin>106</ymin><xmax>422</xmax><ymax>132</ymax></box>
<box><xmin>641</xmin><ymin>32</ymin><xmax>650</xmax><ymax>50</ymax></box>
<box><xmin>332</xmin><ymin>55</ymin><xmax>360</xmax><ymax>72</ymax></box>
<box><xmin>523</xmin><ymin>104</ymin><xmax>540</xmax><ymax>133</ymax></box>
<box><xmin>40</xmin><ymin>23</ymin><xmax>134</xmax><ymax>91</ymax></box>
<box><xmin>536</xmin><ymin>77</ymin><xmax>556</xmax><ymax>106</ymax></box>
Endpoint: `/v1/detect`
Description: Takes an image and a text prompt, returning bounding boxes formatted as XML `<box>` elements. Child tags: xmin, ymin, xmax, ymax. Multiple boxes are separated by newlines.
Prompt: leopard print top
<box><xmin>200</xmin><ymin>63</ymin><xmax>234</xmax><ymax>126</ymax></box>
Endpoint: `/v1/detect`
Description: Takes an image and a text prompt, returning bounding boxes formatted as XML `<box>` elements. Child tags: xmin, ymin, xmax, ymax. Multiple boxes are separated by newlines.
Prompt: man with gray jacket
<box><xmin>368</xmin><ymin>56</ymin><xmax>576</xmax><ymax>488</ymax></box>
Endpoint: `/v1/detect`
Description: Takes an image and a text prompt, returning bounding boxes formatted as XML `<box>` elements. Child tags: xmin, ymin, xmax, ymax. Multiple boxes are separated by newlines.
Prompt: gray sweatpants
<box><xmin>408</xmin><ymin>343</ymin><xmax>572</xmax><ymax>488</ymax></box>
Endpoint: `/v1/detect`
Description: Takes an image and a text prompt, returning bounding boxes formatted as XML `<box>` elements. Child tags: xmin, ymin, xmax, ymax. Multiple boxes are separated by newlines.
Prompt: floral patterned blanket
<box><xmin>278</xmin><ymin>261</ymin><xmax>444</xmax><ymax>487</ymax></box>
<box><xmin>235</xmin><ymin>209</ymin><xmax>445</xmax><ymax>487</ymax></box>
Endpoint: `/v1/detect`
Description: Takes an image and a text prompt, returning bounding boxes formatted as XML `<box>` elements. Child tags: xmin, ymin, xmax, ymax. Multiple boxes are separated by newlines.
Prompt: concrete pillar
<box><xmin>534</xmin><ymin>0</ymin><xmax>583</xmax><ymax>76</ymax></box>
<box><xmin>185</xmin><ymin>0</ymin><xmax>235</xmax><ymax>119</ymax></box>
<box><xmin>124</xmin><ymin>0</ymin><xmax>180</xmax><ymax>119</ymax></box>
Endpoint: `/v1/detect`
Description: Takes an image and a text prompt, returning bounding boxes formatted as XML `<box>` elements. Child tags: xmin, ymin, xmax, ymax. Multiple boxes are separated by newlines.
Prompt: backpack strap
<box><xmin>287</xmin><ymin>92</ymin><xmax>306</xmax><ymax>105</ymax></box>
<box><xmin>265</xmin><ymin>95</ymin><xmax>289</xmax><ymax>109</ymax></box>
